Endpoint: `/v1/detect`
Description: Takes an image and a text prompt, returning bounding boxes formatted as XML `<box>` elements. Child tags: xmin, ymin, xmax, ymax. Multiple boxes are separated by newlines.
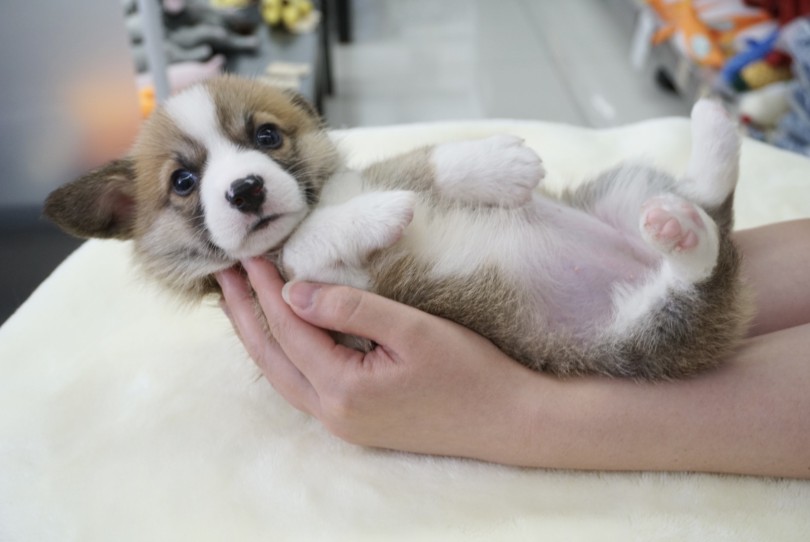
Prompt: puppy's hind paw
<box><xmin>642</xmin><ymin>198</ymin><xmax>703</xmax><ymax>252</ymax></box>
<box><xmin>640</xmin><ymin>194</ymin><xmax>719</xmax><ymax>281</ymax></box>
<box><xmin>684</xmin><ymin>98</ymin><xmax>740</xmax><ymax>206</ymax></box>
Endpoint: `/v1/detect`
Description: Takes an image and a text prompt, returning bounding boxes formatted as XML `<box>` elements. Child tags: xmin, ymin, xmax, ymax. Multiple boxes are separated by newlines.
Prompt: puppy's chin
<box><xmin>222</xmin><ymin>213</ymin><xmax>304</xmax><ymax>261</ymax></box>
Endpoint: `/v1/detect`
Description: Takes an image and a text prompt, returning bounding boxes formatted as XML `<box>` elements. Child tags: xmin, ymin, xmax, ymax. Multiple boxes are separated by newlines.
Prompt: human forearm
<box><xmin>220</xmin><ymin>257</ymin><xmax>810</xmax><ymax>479</ymax></box>
<box><xmin>734</xmin><ymin>219</ymin><xmax>810</xmax><ymax>336</ymax></box>
<box><xmin>515</xmin><ymin>325</ymin><xmax>810</xmax><ymax>478</ymax></box>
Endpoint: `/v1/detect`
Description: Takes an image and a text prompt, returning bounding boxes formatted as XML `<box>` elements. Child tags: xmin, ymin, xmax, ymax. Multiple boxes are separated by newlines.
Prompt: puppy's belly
<box><xmin>405</xmin><ymin>197</ymin><xmax>660</xmax><ymax>338</ymax></box>
<box><xmin>536</xmin><ymin>234</ymin><xmax>654</xmax><ymax>337</ymax></box>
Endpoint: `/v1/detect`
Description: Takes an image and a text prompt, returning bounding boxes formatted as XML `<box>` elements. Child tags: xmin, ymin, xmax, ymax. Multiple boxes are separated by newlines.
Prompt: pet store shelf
<box><xmin>225</xmin><ymin>1</ymin><xmax>337</xmax><ymax>111</ymax></box>
<box><xmin>226</xmin><ymin>22</ymin><xmax>331</xmax><ymax>109</ymax></box>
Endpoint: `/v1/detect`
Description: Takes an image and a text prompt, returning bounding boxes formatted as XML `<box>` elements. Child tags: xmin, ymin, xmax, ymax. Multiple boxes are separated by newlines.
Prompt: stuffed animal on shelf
<box><xmin>125</xmin><ymin>0</ymin><xmax>260</xmax><ymax>72</ymax></box>
<box><xmin>771</xmin><ymin>17</ymin><xmax>810</xmax><ymax>156</ymax></box>
<box><xmin>719</xmin><ymin>29</ymin><xmax>793</xmax><ymax>90</ymax></box>
<box><xmin>260</xmin><ymin>0</ymin><xmax>319</xmax><ymax>33</ymax></box>
<box><xmin>646</xmin><ymin>0</ymin><xmax>773</xmax><ymax>68</ymax></box>
<box><xmin>737</xmin><ymin>79</ymin><xmax>792</xmax><ymax>126</ymax></box>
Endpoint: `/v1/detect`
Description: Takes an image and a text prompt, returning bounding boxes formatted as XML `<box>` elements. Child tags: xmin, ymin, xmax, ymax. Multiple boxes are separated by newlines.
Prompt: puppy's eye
<box><xmin>255</xmin><ymin>124</ymin><xmax>283</xmax><ymax>149</ymax></box>
<box><xmin>170</xmin><ymin>169</ymin><xmax>198</xmax><ymax>196</ymax></box>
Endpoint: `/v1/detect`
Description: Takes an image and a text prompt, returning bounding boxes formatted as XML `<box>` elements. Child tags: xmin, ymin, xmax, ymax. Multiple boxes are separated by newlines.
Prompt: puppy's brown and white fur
<box><xmin>45</xmin><ymin>76</ymin><xmax>750</xmax><ymax>379</ymax></box>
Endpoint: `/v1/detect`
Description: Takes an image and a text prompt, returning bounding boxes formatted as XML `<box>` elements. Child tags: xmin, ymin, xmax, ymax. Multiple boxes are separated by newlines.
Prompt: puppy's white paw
<box><xmin>684</xmin><ymin>99</ymin><xmax>740</xmax><ymax>206</ymax></box>
<box><xmin>349</xmin><ymin>190</ymin><xmax>417</xmax><ymax>250</ymax></box>
<box><xmin>432</xmin><ymin>135</ymin><xmax>544</xmax><ymax>207</ymax></box>
<box><xmin>640</xmin><ymin>194</ymin><xmax>719</xmax><ymax>281</ymax></box>
<box><xmin>282</xmin><ymin>190</ymin><xmax>416</xmax><ymax>285</ymax></box>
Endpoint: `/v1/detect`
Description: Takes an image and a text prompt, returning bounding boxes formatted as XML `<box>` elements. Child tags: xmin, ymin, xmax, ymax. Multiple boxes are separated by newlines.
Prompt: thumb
<box><xmin>282</xmin><ymin>281</ymin><xmax>422</xmax><ymax>349</ymax></box>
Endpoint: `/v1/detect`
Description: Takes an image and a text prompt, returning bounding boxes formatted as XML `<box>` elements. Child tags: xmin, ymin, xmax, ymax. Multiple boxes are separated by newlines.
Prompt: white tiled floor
<box><xmin>324</xmin><ymin>0</ymin><xmax>691</xmax><ymax>128</ymax></box>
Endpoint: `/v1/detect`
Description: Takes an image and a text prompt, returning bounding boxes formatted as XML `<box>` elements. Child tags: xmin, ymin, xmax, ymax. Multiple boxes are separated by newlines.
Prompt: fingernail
<box><xmin>281</xmin><ymin>281</ymin><xmax>319</xmax><ymax>310</ymax></box>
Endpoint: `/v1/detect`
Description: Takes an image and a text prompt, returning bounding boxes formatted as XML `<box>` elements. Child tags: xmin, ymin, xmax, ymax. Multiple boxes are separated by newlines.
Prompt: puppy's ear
<box><xmin>282</xmin><ymin>88</ymin><xmax>321</xmax><ymax>123</ymax></box>
<box><xmin>43</xmin><ymin>158</ymin><xmax>138</xmax><ymax>240</ymax></box>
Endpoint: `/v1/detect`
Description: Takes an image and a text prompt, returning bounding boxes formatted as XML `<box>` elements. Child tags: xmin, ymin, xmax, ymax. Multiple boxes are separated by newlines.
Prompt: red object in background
<box><xmin>744</xmin><ymin>0</ymin><xmax>810</xmax><ymax>24</ymax></box>
<box><xmin>764</xmin><ymin>49</ymin><xmax>793</xmax><ymax>66</ymax></box>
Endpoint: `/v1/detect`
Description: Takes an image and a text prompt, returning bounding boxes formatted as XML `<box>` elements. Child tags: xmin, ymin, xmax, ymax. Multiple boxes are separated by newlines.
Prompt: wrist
<box><xmin>507</xmin><ymin>374</ymin><xmax>633</xmax><ymax>471</ymax></box>
<box><xmin>467</xmin><ymin>363</ymin><xmax>566</xmax><ymax>468</ymax></box>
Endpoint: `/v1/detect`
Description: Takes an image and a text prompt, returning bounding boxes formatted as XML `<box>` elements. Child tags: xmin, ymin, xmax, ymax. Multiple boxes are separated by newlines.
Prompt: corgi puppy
<box><xmin>45</xmin><ymin>76</ymin><xmax>750</xmax><ymax>379</ymax></box>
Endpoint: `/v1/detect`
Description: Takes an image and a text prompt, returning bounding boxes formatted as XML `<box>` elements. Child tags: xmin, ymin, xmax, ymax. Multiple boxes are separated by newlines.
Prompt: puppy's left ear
<box><xmin>43</xmin><ymin>158</ymin><xmax>138</xmax><ymax>240</ymax></box>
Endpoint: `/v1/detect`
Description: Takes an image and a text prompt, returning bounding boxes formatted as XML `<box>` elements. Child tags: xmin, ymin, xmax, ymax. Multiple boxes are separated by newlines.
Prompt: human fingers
<box><xmin>280</xmin><ymin>280</ymin><xmax>429</xmax><ymax>355</ymax></box>
<box><xmin>215</xmin><ymin>267</ymin><xmax>319</xmax><ymax>414</ymax></box>
<box><xmin>240</xmin><ymin>258</ymin><xmax>365</xmax><ymax>379</ymax></box>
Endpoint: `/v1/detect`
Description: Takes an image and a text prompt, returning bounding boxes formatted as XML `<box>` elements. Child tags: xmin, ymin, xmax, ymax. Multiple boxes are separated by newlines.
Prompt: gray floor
<box><xmin>325</xmin><ymin>0</ymin><xmax>690</xmax><ymax>128</ymax></box>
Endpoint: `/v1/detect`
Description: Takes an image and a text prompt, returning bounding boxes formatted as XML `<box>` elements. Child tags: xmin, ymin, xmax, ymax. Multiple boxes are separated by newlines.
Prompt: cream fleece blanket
<box><xmin>2</xmin><ymin>118</ymin><xmax>809</xmax><ymax>541</ymax></box>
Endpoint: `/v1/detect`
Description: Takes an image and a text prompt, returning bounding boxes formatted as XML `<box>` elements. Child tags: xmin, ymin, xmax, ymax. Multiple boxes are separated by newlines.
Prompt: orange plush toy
<box><xmin>648</xmin><ymin>0</ymin><xmax>727</xmax><ymax>67</ymax></box>
<box><xmin>647</xmin><ymin>0</ymin><xmax>772</xmax><ymax>68</ymax></box>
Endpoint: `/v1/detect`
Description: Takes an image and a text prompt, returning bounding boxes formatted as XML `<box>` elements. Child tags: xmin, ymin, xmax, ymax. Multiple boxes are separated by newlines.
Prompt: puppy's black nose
<box><xmin>226</xmin><ymin>175</ymin><xmax>265</xmax><ymax>214</ymax></box>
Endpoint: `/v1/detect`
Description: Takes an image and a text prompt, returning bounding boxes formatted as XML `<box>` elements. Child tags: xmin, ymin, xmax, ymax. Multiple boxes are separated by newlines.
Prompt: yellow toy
<box><xmin>260</xmin><ymin>0</ymin><xmax>317</xmax><ymax>33</ymax></box>
<box><xmin>739</xmin><ymin>60</ymin><xmax>793</xmax><ymax>90</ymax></box>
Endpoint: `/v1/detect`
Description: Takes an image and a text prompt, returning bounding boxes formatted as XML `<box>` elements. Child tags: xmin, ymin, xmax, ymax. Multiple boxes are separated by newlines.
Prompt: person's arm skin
<box><xmin>216</xmin><ymin>219</ymin><xmax>810</xmax><ymax>479</ymax></box>
<box><xmin>734</xmin><ymin>219</ymin><xmax>810</xmax><ymax>336</ymax></box>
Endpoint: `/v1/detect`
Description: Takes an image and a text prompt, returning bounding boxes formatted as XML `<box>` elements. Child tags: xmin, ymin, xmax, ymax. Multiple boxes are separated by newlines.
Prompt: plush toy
<box><xmin>125</xmin><ymin>0</ymin><xmax>260</xmax><ymax>73</ymax></box>
<box><xmin>163</xmin><ymin>0</ymin><xmax>261</xmax><ymax>36</ymax></box>
<box><xmin>648</xmin><ymin>0</ymin><xmax>733</xmax><ymax>68</ymax></box>
<box><xmin>260</xmin><ymin>0</ymin><xmax>319</xmax><ymax>33</ymax></box>
<box><xmin>167</xmin><ymin>22</ymin><xmax>260</xmax><ymax>51</ymax></box>
<box><xmin>737</xmin><ymin>79</ymin><xmax>792</xmax><ymax>126</ymax></box>
<box><xmin>162</xmin><ymin>0</ymin><xmax>261</xmax><ymax>53</ymax></box>
<box><xmin>738</xmin><ymin>54</ymin><xmax>793</xmax><ymax>88</ymax></box>
<box><xmin>767</xmin><ymin>18</ymin><xmax>810</xmax><ymax>157</ymax></box>
<box><xmin>646</xmin><ymin>0</ymin><xmax>773</xmax><ymax>68</ymax></box>
<box><xmin>719</xmin><ymin>28</ymin><xmax>783</xmax><ymax>88</ymax></box>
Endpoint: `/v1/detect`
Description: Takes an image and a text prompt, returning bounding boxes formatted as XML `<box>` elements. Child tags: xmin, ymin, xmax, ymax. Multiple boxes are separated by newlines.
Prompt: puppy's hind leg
<box><xmin>681</xmin><ymin>99</ymin><xmax>740</xmax><ymax>208</ymax></box>
<box><xmin>609</xmin><ymin>193</ymin><xmax>719</xmax><ymax>336</ymax></box>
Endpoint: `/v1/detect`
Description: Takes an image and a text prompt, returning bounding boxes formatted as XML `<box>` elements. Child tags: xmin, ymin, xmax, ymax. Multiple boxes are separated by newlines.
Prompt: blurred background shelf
<box><xmin>0</xmin><ymin>0</ymin><xmax>716</xmax><ymax>325</ymax></box>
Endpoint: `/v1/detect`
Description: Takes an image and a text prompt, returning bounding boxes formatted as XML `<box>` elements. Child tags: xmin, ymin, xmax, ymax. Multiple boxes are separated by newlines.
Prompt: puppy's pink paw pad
<box><xmin>641</xmin><ymin>196</ymin><xmax>705</xmax><ymax>253</ymax></box>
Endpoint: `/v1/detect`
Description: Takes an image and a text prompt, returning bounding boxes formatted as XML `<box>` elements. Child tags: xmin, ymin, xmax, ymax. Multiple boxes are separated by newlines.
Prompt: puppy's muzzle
<box><xmin>226</xmin><ymin>175</ymin><xmax>265</xmax><ymax>214</ymax></box>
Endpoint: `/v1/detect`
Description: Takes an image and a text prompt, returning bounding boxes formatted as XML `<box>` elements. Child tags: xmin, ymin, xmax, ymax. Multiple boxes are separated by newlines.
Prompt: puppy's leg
<box><xmin>360</xmin><ymin>136</ymin><xmax>543</xmax><ymax>207</ymax></box>
<box><xmin>681</xmin><ymin>99</ymin><xmax>740</xmax><ymax>208</ymax></box>
<box><xmin>280</xmin><ymin>191</ymin><xmax>416</xmax><ymax>353</ymax></box>
<box><xmin>609</xmin><ymin>193</ymin><xmax>719</xmax><ymax>334</ymax></box>
<box><xmin>640</xmin><ymin>194</ymin><xmax>719</xmax><ymax>280</ymax></box>
<box><xmin>431</xmin><ymin>135</ymin><xmax>545</xmax><ymax>207</ymax></box>
<box><xmin>281</xmin><ymin>190</ymin><xmax>417</xmax><ymax>289</ymax></box>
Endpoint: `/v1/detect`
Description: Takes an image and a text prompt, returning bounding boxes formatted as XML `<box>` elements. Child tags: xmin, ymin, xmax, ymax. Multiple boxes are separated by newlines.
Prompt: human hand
<box><xmin>214</xmin><ymin>221</ymin><xmax>810</xmax><ymax>477</ymax></box>
<box><xmin>215</xmin><ymin>257</ymin><xmax>544</xmax><ymax>462</ymax></box>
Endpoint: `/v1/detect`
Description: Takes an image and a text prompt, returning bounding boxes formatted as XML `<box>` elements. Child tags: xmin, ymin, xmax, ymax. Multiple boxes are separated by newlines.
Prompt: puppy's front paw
<box><xmin>353</xmin><ymin>190</ymin><xmax>417</xmax><ymax>250</ymax></box>
<box><xmin>432</xmin><ymin>135</ymin><xmax>544</xmax><ymax>207</ymax></box>
<box><xmin>281</xmin><ymin>191</ymin><xmax>416</xmax><ymax>286</ymax></box>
